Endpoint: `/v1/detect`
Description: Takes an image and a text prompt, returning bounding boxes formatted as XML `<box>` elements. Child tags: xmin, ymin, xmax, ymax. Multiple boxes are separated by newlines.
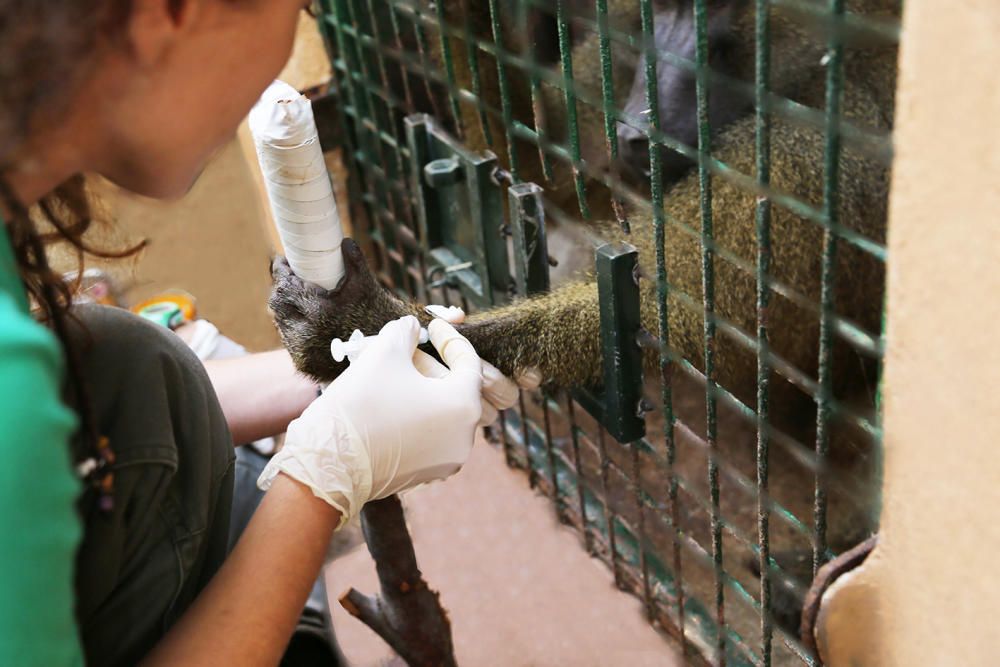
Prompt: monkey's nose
<box><xmin>616</xmin><ymin>120</ymin><xmax>646</xmax><ymax>147</ymax></box>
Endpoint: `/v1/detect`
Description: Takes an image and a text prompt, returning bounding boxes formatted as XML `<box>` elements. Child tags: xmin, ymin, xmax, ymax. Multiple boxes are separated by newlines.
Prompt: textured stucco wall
<box><xmin>819</xmin><ymin>1</ymin><xmax>1000</xmax><ymax>664</ymax></box>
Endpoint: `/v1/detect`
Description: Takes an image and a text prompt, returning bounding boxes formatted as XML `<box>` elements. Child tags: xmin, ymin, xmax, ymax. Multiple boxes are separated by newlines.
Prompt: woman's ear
<box><xmin>126</xmin><ymin>0</ymin><xmax>202</xmax><ymax>66</ymax></box>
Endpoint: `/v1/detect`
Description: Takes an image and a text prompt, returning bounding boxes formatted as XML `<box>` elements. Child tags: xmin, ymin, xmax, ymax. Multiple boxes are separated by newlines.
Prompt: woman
<box><xmin>0</xmin><ymin>1</ymin><xmax>515</xmax><ymax>664</ymax></box>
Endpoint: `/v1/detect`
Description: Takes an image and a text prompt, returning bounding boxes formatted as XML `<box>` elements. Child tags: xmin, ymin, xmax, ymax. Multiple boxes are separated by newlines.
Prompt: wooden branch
<box><xmin>800</xmin><ymin>534</ymin><xmax>879</xmax><ymax>663</ymax></box>
<box><xmin>339</xmin><ymin>496</ymin><xmax>457</xmax><ymax>667</ymax></box>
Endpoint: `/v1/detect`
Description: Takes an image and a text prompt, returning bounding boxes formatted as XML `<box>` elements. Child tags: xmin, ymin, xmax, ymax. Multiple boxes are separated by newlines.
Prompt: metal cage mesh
<box><xmin>309</xmin><ymin>0</ymin><xmax>898</xmax><ymax>663</ymax></box>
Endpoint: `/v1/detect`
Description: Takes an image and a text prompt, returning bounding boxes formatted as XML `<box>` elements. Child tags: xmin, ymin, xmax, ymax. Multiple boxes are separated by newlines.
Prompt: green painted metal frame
<box><xmin>594</xmin><ymin>244</ymin><xmax>646</xmax><ymax>444</ymax></box>
<box><xmin>508</xmin><ymin>182</ymin><xmax>550</xmax><ymax>296</ymax></box>
<box><xmin>404</xmin><ymin>116</ymin><xmax>648</xmax><ymax>445</ymax></box>
<box><xmin>311</xmin><ymin>0</ymin><xmax>896</xmax><ymax>663</ymax></box>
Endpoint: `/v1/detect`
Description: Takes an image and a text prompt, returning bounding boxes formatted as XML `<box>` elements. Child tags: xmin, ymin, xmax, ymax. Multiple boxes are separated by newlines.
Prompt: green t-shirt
<box><xmin>0</xmin><ymin>219</ymin><xmax>84</xmax><ymax>665</ymax></box>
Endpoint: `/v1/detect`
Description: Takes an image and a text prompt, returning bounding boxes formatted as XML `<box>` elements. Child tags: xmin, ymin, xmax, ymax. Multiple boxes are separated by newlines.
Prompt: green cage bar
<box><xmin>487</xmin><ymin>0</ymin><xmax>520</xmax><ymax>180</ymax></box>
<box><xmin>555</xmin><ymin>0</ymin><xmax>591</xmax><ymax>219</ymax></box>
<box><xmin>692</xmin><ymin>0</ymin><xmax>726</xmax><ymax>661</ymax></box>
<box><xmin>432</xmin><ymin>0</ymin><xmax>466</xmax><ymax>137</ymax></box>
<box><xmin>754</xmin><ymin>0</ymin><xmax>774</xmax><ymax>662</ymax></box>
<box><xmin>814</xmin><ymin>0</ymin><xmax>846</xmax><ymax>577</ymax></box>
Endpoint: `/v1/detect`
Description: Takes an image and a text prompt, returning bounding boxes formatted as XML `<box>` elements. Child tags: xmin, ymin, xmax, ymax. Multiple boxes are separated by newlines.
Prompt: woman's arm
<box><xmin>203</xmin><ymin>350</ymin><xmax>319</xmax><ymax>444</ymax></box>
<box><xmin>141</xmin><ymin>475</ymin><xmax>339</xmax><ymax>667</ymax></box>
<box><xmin>146</xmin><ymin>316</ymin><xmax>484</xmax><ymax>665</ymax></box>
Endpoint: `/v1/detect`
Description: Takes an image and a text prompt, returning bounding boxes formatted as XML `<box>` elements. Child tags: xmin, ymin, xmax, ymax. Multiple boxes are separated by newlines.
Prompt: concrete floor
<box><xmin>326</xmin><ymin>441</ymin><xmax>683</xmax><ymax>667</ymax></box>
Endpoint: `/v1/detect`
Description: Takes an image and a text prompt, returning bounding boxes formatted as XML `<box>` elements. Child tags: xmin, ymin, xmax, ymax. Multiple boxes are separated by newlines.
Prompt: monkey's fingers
<box><xmin>425</xmin><ymin>303</ymin><xmax>542</xmax><ymax>394</ymax></box>
<box><xmin>515</xmin><ymin>368</ymin><xmax>543</xmax><ymax>391</ymax></box>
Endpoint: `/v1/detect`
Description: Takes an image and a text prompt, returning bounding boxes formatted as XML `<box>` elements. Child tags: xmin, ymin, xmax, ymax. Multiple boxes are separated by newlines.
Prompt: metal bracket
<box><xmin>573</xmin><ymin>243</ymin><xmax>646</xmax><ymax>443</ymax></box>
<box><xmin>406</xmin><ymin>114</ymin><xmax>642</xmax><ymax>442</ymax></box>
<box><xmin>405</xmin><ymin>114</ymin><xmax>510</xmax><ymax>307</ymax></box>
<box><xmin>508</xmin><ymin>182</ymin><xmax>550</xmax><ymax>296</ymax></box>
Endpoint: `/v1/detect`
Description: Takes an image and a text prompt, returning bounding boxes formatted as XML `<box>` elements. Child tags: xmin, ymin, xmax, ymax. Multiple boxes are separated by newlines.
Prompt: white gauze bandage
<box><xmin>249</xmin><ymin>80</ymin><xmax>345</xmax><ymax>290</ymax></box>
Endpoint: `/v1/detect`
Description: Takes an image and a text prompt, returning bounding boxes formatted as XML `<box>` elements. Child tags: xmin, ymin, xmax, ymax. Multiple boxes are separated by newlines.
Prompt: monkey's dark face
<box><xmin>269</xmin><ymin>239</ymin><xmax>421</xmax><ymax>382</ymax></box>
<box><xmin>616</xmin><ymin>4</ymin><xmax>748</xmax><ymax>187</ymax></box>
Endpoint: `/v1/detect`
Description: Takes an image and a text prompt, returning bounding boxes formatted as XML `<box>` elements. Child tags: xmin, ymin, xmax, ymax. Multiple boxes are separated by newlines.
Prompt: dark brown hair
<box><xmin>0</xmin><ymin>1</ymin><xmax>145</xmax><ymax>498</ymax></box>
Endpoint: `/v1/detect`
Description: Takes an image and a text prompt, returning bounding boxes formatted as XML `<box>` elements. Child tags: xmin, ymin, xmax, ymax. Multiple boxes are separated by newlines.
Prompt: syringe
<box><xmin>331</xmin><ymin>328</ymin><xmax>431</xmax><ymax>364</ymax></box>
<box><xmin>330</xmin><ymin>307</ymin><xmax>462</xmax><ymax>364</ymax></box>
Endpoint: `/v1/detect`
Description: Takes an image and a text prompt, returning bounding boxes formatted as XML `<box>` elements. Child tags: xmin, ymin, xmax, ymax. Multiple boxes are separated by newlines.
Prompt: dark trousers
<box><xmin>69</xmin><ymin>305</ymin><xmax>338</xmax><ymax>666</ymax></box>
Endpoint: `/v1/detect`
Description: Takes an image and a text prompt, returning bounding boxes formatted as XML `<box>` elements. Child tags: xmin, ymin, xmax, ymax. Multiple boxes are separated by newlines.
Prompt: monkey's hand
<box><xmin>270</xmin><ymin>237</ymin><xmax>587</xmax><ymax>390</ymax></box>
<box><xmin>269</xmin><ymin>239</ymin><xmax>424</xmax><ymax>382</ymax></box>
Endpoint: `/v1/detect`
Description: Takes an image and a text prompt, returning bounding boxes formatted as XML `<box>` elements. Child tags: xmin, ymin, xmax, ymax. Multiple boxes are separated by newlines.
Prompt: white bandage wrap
<box><xmin>258</xmin><ymin>406</ymin><xmax>373</xmax><ymax>529</ymax></box>
<box><xmin>249</xmin><ymin>80</ymin><xmax>345</xmax><ymax>290</ymax></box>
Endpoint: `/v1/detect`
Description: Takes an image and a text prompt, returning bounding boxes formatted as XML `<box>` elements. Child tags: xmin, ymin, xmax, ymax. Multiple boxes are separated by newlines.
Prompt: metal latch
<box><xmin>405</xmin><ymin>114</ymin><xmax>510</xmax><ymax>308</ymax></box>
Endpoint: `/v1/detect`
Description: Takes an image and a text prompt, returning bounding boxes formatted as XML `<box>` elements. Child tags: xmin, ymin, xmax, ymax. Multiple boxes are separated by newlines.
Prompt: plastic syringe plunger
<box><xmin>331</xmin><ymin>328</ymin><xmax>431</xmax><ymax>364</ymax></box>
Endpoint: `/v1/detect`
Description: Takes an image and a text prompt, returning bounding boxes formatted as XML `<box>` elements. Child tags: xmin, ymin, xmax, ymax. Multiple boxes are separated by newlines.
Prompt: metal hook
<box><xmin>426</xmin><ymin>261</ymin><xmax>475</xmax><ymax>289</ymax></box>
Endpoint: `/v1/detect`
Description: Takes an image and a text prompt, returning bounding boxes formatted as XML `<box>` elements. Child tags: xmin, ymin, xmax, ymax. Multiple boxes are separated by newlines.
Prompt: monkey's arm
<box><xmin>269</xmin><ymin>239</ymin><xmax>602</xmax><ymax>387</ymax></box>
<box><xmin>460</xmin><ymin>282</ymin><xmax>602</xmax><ymax>387</ymax></box>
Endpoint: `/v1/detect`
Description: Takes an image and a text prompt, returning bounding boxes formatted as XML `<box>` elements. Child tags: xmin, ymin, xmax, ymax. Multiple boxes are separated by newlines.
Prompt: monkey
<box><xmin>616</xmin><ymin>2</ymin><xmax>750</xmax><ymax>185</ymax></box>
<box><xmin>290</xmin><ymin>0</ymin><xmax>899</xmax><ymax>644</ymax></box>
<box><xmin>616</xmin><ymin>0</ymin><xmax>900</xmax><ymax>188</ymax></box>
<box><xmin>272</xmin><ymin>67</ymin><xmax>890</xmax><ymax>421</ymax></box>
<box><xmin>282</xmin><ymin>0</ymin><xmax>895</xmax><ymax>398</ymax></box>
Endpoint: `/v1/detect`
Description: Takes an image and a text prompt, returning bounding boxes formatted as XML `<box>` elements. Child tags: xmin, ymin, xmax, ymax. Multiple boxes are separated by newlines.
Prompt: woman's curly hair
<box><xmin>0</xmin><ymin>1</ymin><xmax>146</xmax><ymax>496</ymax></box>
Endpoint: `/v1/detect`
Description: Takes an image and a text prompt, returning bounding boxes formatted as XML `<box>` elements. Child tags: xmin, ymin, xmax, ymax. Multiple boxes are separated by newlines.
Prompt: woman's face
<box><xmin>81</xmin><ymin>0</ymin><xmax>312</xmax><ymax>199</ymax></box>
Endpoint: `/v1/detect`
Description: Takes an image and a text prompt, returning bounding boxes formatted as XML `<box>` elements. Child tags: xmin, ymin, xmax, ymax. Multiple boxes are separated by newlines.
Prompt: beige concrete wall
<box><xmin>281</xmin><ymin>12</ymin><xmax>332</xmax><ymax>92</ymax></box>
<box><xmin>82</xmin><ymin>139</ymin><xmax>280</xmax><ymax>352</ymax></box>
<box><xmin>819</xmin><ymin>1</ymin><xmax>1000</xmax><ymax>664</ymax></box>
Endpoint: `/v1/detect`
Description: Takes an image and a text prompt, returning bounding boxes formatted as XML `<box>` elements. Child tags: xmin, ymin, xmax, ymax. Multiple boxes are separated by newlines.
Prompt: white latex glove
<box><xmin>421</xmin><ymin>305</ymin><xmax>542</xmax><ymax>425</ymax></box>
<box><xmin>258</xmin><ymin>315</ymin><xmax>483</xmax><ymax>528</ymax></box>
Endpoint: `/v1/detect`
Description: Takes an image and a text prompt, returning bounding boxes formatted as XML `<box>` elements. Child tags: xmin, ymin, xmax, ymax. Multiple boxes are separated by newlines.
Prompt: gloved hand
<box><xmin>421</xmin><ymin>305</ymin><xmax>541</xmax><ymax>425</ymax></box>
<box><xmin>258</xmin><ymin>315</ymin><xmax>483</xmax><ymax>528</ymax></box>
<box><xmin>269</xmin><ymin>240</ymin><xmax>547</xmax><ymax>389</ymax></box>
